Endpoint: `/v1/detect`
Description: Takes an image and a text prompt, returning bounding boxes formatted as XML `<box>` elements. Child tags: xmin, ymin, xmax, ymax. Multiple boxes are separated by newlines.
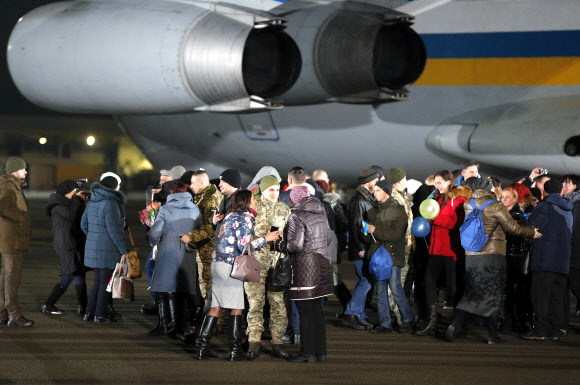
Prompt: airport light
<box><xmin>87</xmin><ymin>136</ymin><xmax>95</xmax><ymax>146</ymax></box>
<box><xmin>39</xmin><ymin>137</ymin><xmax>47</xmax><ymax>144</ymax></box>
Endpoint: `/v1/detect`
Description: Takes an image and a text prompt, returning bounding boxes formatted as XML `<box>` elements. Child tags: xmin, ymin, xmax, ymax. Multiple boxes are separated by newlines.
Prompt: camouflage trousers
<box><xmin>244</xmin><ymin>265</ymin><xmax>287</xmax><ymax>344</ymax></box>
<box><xmin>196</xmin><ymin>247</ymin><xmax>213</xmax><ymax>303</ymax></box>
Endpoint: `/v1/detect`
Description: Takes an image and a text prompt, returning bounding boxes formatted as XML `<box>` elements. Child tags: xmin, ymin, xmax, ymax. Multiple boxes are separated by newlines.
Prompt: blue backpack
<box><xmin>369</xmin><ymin>246</ymin><xmax>393</xmax><ymax>280</ymax></box>
<box><xmin>460</xmin><ymin>198</ymin><xmax>498</xmax><ymax>252</ymax></box>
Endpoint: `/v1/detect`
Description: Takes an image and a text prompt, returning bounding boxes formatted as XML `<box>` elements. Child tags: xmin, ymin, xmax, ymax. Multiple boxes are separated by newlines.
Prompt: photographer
<box><xmin>42</xmin><ymin>180</ymin><xmax>89</xmax><ymax>315</ymax></box>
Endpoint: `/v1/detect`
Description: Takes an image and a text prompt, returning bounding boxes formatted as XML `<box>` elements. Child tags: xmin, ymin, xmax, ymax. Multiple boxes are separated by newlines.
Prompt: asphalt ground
<box><xmin>1</xmin><ymin>198</ymin><xmax>579</xmax><ymax>385</ymax></box>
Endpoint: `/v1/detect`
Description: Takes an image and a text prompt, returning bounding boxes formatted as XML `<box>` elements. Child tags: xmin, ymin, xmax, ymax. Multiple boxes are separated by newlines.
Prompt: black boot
<box><xmin>228</xmin><ymin>315</ymin><xmax>251</xmax><ymax>361</ymax></box>
<box><xmin>107</xmin><ymin>296</ymin><xmax>121</xmax><ymax>321</ymax></box>
<box><xmin>148</xmin><ymin>293</ymin><xmax>170</xmax><ymax>336</ymax></box>
<box><xmin>487</xmin><ymin>312</ymin><xmax>506</xmax><ymax>344</ymax></box>
<box><xmin>416</xmin><ymin>303</ymin><xmax>438</xmax><ymax>336</ymax></box>
<box><xmin>195</xmin><ymin>316</ymin><xmax>219</xmax><ymax>359</ymax></box>
<box><xmin>168</xmin><ymin>294</ymin><xmax>176</xmax><ymax>331</ymax></box>
<box><xmin>334</xmin><ymin>283</ymin><xmax>352</xmax><ymax>314</ymax></box>
<box><xmin>75</xmin><ymin>282</ymin><xmax>88</xmax><ymax>316</ymax></box>
<box><xmin>169</xmin><ymin>293</ymin><xmax>187</xmax><ymax>342</ymax></box>
<box><xmin>445</xmin><ymin>309</ymin><xmax>468</xmax><ymax>342</ymax></box>
<box><xmin>41</xmin><ymin>284</ymin><xmax>67</xmax><ymax>315</ymax></box>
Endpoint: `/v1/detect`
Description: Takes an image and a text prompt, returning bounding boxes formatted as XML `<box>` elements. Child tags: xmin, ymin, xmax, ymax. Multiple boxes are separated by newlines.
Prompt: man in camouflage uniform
<box><xmin>181</xmin><ymin>170</ymin><xmax>223</xmax><ymax>303</ymax></box>
<box><xmin>245</xmin><ymin>176</ymin><xmax>290</xmax><ymax>359</ymax></box>
<box><xmin>387</xmin><ymin>168</ymin><xmax>415</xmax><ymax>332</ymax></box>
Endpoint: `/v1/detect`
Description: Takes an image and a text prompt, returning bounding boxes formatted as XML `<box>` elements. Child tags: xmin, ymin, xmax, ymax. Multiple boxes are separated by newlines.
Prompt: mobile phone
<box><xmin>270</xmin><ymin>225</ymin><xmax>279</xmax><ymax>232</ymax></box>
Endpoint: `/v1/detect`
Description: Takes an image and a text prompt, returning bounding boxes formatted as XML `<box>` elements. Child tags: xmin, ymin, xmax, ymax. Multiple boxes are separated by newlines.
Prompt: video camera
<box><xmin>76</xmin><ymin>178</ymin><xmax>91</xmax><ymax>198</ymax></box>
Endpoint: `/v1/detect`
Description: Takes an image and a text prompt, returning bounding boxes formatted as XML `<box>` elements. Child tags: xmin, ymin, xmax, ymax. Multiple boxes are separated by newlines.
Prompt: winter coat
<box><xmin>464</xmin><ymin>190</ymin><xmax>535</xmax><ymax>256</ymax></box>
<box><xmin>347</xmin><ymin>186</ymin><xmax>377</xmax><ymax>261</ymax></box>
<box><xmin>45</xmin><ymin>192</ymin><xmax>86</xmax><ymax>275</ymax></box>
<box><xmin>391</xmin><ymin>188</ymin><xmax>415</xmax><ymax>255</ymax></box>
<box><xmin>286</xmin><ymin>197</ymin><xmax>333</xmax><ymax>300</ymax></box>
<box><xmin>0</xmin><ymin>174</ymin><xmax>31</xmax><ymax>254</ymax></box>
<box><xmin>364</xmin><ymin>198</ymin><xmax>408</xmax><ymax>267</ymax></box>
<box><xmin>528</xmin><ymin>193</ymin><xmax>573</xmax><ymax>274</ymax></box>
<box><xmin>214</xmin><ymin>211</ymin><xmax>267</xmax><ymax>265</ymax></box>
<box><xmin>428</xmin><ymin>186</ymin><xmax>470</xmax><ymax>259</ymax></box>
<box><xmin>186</xmin><ymin>184</ymin><xmax>223</xmax><ymax>258</ymax></box>
<box><xmin>505</xmin><ymin>203</ymin><xmax>532</xmax><ymax>258</ymax></box>
<box><xmin>81</xmin><ymin>183</ymin><xmax>128</xmax><ymax>270</ymax></box>
<box><xmin>564</xmin><ymin>191</ymin><xmax>580</xmax><ymax>269</ymax></box>
<box><xmin>253</xmin><ymin>195</ymin><xmax>290</xmax><ymax>271</ymax></box>
<box><xmin>149</xmin><ymin>192</ymin><xmax>202</xmax><ymax>293</ymax></box>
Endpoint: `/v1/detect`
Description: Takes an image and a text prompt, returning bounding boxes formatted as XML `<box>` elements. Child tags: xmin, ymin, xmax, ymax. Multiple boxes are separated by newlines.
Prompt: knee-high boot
<box><xmin>416</xmin><ymin>303</ymin><xmax>438</xmax><ymax>336</ymax></box>
<box><xmin>169</xmin><ymin>293</ymin><xmax>187</xmax><ymax>342</ymax></box>
<box><xmin>75</xmin><ymin>282</ymin><xmax>88</xmax><ymax>315</ymax></box>
<box><xmin>42</xmin><ymin>284</ymin><xmax>67</xmax><ymax>315</ymax></box>
<box><xmin>168</xmin><ymin>293</ymin><xmax>176</xmax><ymax>330</ymax></box>
<box><xmin>228</xmin><ymin>315</ymin><xmax>251</xmax><ymax>361</ymax></box>
<box><xmin>148</xmin><ymin>293</ymin><xmax>170</xmax><ymax>336</ymax></box>
<box><xmin>195</xmin><ymin>316</ymin><xmax>219</xmax><ymax>360</ymax></box>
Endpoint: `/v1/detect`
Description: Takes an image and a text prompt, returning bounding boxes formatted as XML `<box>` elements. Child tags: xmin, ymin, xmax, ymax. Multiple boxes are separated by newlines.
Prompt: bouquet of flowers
<box><xmin>138</xmin><ymin>202</ymin><xmax>160</xmax><ymax>227</ymax></box>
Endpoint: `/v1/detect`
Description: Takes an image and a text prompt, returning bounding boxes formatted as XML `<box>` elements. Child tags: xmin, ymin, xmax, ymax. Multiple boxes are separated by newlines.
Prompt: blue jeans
<box><xmin>145</xmin><ymin>249</ymin><xmax>156</xmax><ymax>301</ymax></box>
<box><xmin>344</xmin><ymin>259</ymin><xmax>372</xmax><ymax>319</ymax></box>
<box><xmin>58</xmin><ymin>272</ymin><xmax>86</xmax><ymax>288</ymax></box>
<box><xmin>376</xmin><ymin>266</ymin><xmax>414</xmax><ymax>328</ymax></box>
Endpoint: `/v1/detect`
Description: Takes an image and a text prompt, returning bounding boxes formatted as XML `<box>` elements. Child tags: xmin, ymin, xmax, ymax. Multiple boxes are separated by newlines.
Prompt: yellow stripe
<box><xmin>415</xmin><ymin>57</ymin><xmax>580</xmax><ymax>86</ymax></box>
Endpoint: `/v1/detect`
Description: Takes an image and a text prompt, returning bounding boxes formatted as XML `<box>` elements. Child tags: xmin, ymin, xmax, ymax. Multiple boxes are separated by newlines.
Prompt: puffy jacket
<box><xmin>528</xmin><ymin>193</ymin><xmax>573</xmax><ymax>274</ymax></box>
<box><xmin>286</xmin><ymin>197</ymin><xmax>333</xmax><ymax>300</ymax></box>
<box><xmin>81</xmin><ymin>183</ymin><xmax>128</xmax><ymax>269</ymax></box>
<box><xmin>364</xmin><ymin>198</ymin><xmax>408</xmax><ymax>267</ymax></box>
<box><xmin>45</xmin><ymin>192</ymin><xmax>86</xmax><ymax>275</ymax></box>
<box><xmin>564</xmin><ymin>191</ymin><xmax>580</xmax><ymax>269</ymax></box>
<box><xmin>0</xmin><ymin>174</ymin><xmax>31</xmax><ymax>254</ymax></box>
<box><xmin>464</xmin><ymin>190</ymin><xmax>535</xmax><ymax>256</ymax></box>
<box><xmin>428</xmin><ymin>186</ymin><xmax>470</xmax><ymax>259</ymax></box>
<box><xmin>347</xmin><ymin>186</ymin><xmax>377</xmax><ymax>260</ymax></box>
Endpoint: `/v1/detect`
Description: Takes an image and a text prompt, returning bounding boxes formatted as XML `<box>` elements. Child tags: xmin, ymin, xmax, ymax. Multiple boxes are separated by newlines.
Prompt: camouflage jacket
<box><xmin>391</xmin><ymin>188</ymin><xmax>414</xmax><ymax>255</ymax></box>
<box><xmin>187</xmin><ymin>184</ymin><xmax>223</xmax><ymax>255</ymax></box>
<box><xmin>253</xmin><ymin>195</ymin><xmax>290</xmax><ymax>269</ymax></box>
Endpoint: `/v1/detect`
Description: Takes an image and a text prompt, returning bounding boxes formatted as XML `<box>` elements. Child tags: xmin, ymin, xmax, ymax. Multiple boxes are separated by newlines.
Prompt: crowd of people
<box><xmin>0</xmin><ymin>156</ymin><xmax>578</xmax><ymax>361</ymax></box>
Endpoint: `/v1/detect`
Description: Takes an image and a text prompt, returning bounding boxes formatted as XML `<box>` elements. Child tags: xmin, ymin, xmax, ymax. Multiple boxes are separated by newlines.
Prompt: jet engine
<box><xmin>7</xmin><ymin>1</ymin><xmax>301</xmax><ymax>114</ymax></box>
<box><xmin>277</xmin><ymin>1</ymin><xmax>426</xmax><ymax>105</ymax></box>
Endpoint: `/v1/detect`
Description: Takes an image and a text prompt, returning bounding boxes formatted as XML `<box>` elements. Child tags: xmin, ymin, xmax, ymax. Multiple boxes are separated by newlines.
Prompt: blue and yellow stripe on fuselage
<box><xmin>415</xmin><ymin>30</ymin><xmax>580</xmax><ymax>86</ymax></box>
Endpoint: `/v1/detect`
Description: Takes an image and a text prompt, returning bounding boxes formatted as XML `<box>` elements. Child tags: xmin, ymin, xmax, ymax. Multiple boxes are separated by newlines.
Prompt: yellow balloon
<box><xmin>419</xmin><ymin>199</ymin><xmax>440</xmax><ymax>220</ymax></box>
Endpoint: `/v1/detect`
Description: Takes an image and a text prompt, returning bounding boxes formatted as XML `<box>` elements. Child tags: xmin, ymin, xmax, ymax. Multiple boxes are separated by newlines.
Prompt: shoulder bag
<box><xmin>231</xmin><ymin>243</ymin><xmax>261</xmax><ymax>283</ymax></box>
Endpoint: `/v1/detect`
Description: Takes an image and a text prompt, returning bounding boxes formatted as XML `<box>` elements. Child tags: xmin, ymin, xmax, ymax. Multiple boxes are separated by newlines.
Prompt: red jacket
<box><xmin>428</xmin><ymin>186</ymin><xmax>471</xmax><ymax>260</ymax></box>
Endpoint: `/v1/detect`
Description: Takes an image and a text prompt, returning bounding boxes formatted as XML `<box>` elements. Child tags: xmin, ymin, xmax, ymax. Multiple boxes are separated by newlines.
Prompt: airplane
<box><xmin>2</xmin><ymin>0</ymin><xmax>580</xmax><ymax>186</ymax></box>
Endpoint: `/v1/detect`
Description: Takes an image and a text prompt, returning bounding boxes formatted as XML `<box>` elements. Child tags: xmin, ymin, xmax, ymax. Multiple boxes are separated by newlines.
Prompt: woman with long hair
<box><xmin>195</xmin><ymin>190</ymin><xmax>279</xmax><ymax>361</ymax></box>
<box><xmin>563</xmin><ymin>174</ymin><xmax>580</xmax><ymax>317</ymax></box>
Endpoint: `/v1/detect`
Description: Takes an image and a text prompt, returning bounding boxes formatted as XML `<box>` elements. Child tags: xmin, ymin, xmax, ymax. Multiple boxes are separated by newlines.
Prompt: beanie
<box><xmin>220</xmin><ymin>169</ymin><xmax>241</xmax><ymax>189</ymax></box>
<box><xmin>101</xmin><ymin>176</ymin><xmax>119</xmax><ymax>190</ymax></box>
<box><xmin>387</xmin><ymin>168</ymin><xmax>406</xmax><ymax>184</ymax></box>
<box><xmin>529</xmin><ymin>187</ymin><xmax>542</xmax><ymax>201</ymax></box>
<box><xmin>543</xmin><ymin>178</ymin><xmax>562</xmax><ymax>195</ymax></box>
<box><xmin>290</xmin><ymin>185</ymin><xmax>311</xmax><ymax>205</ymax></box>
<box><xmin>179</xmin><ymin>171</ymin><xmax>195</xmax><ymax>185</ymax></box>
<box><xmin>370</xmin><ymin>165</ymin><xmax>385</xmax><ymax>180</ymax></box>
<box><xmin>100</xmin><ymin>172</ymin><xmax>121</xmax><ymax>186</ymax></box>
<box><xmin>57</xmin><ymin>180</ymin><xmax>77</xmax><ymax>195</ymax></box>
<box><xmin>5</xmin><ymin>157</ymin><xmax>26</xmax><ymax>174</ymax></box>
<box><xmin>376</xmin><ymin>179</ymin><xmax>393</xmax><ymax>196</ymax></box>
<box><xmin>358</xmin><ymin>169</ymin><xmax>379</xmax><ymax>185</ymax></box>
<box><xmin>464</xmin><ymin>176</ymin><xmax>493</xmax><ymax>192</ymax></box>
<box><xmin>260</xmin><ymin>175</ymin><xmax>279</xmax><ymax>192</ymax></box>
<box><xmin>170</xmin><ymin>165</ymin><xmax>186</xmax><ymax>180</ymax></box>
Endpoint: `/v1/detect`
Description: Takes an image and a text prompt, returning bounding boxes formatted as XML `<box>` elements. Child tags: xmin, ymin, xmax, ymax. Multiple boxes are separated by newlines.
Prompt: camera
<box><xmin>76</xmin><ymin>178</ymin><xmax>88</xmax><ymax>189</ymax></box>
<box><xmin>539</xmin><ymin>169</ymin><xmax>548</xmax><ymax>175</ymax></box>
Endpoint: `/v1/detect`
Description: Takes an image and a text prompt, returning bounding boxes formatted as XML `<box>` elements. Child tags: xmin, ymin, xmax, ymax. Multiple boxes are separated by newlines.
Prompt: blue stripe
<box><xmin>422</xmin><ymin>30</ymin><xmax>580</xmax><ymax>59</ymax></box>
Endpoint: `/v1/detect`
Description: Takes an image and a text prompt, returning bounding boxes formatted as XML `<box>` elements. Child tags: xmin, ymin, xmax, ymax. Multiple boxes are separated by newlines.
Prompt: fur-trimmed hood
<box><xmin>448</xmin><ymin>185</ymin><xmax>472</xmax><ymax>200</ymax></box>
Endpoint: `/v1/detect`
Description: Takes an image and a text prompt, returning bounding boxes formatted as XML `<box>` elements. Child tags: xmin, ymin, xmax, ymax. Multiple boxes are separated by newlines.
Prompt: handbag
<box><xmin>272</xmin><ymin>253</ymin><xmax>292</xmax><ymax>287</ymax></box>
<box><xmin>112</xmin><ymin>265</ymin><xmax>134</xmax><ymax>301</ymax></box>
<box><xmin>231</xmin><ymin>243</ymin><xmax>261</xmax><ymax>283</ymax></box>
<box><xmin>369</xmin><ymin>245</ymin><xmax>393</xmax><ymax>281</ymax></box>
<box><xmin>124</xmin><ymin>227</ymin><xmax>142</xmax><ymax>279</ymax></box>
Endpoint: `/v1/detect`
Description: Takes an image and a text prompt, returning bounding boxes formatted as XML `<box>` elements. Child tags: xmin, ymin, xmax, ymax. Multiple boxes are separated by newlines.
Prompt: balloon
<box><xmin>419</xmin><ymin>199</ymin><xmax>440</xmax><ymax>220</ymax></box>
<box><xmin>411</xmin><ymin>217</ymin><xmax>431</xmax><ymax>238</ymax></box>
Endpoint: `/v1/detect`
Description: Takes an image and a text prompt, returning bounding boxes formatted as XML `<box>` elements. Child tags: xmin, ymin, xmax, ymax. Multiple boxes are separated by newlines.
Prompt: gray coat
<box><xmin>149</xmin><ymin>192</ymin><xmax>202</xmax><ymax>294</ymax></box>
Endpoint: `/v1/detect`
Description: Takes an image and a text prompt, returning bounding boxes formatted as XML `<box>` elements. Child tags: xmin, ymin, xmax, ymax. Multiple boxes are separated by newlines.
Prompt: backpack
<box><xmin>369</xmin><ymin>246</ymin><xmax>393</xmax><ymax>280</ymax></box>
<box><xmin>460</xmin><ymin>198</ymin><xmax>498</xmax><ymax>252</ymax></box>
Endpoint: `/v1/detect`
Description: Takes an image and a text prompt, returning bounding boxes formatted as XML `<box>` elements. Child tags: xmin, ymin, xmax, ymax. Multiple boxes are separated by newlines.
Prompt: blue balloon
<box><xmin>411</xmin><ymin>217</ymin><xmax>431</xmax><ymax>238</ymax></box>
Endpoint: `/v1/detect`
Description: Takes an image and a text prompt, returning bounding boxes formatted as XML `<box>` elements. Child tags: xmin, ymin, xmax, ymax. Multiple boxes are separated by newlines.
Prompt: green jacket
<box><xmin>187</xmin><ymin>184</ymin><xmax>223</xmax><ymax>256</ymax></box>
<box><xmin>364</xmin><ymin>198</ymin><xmax>408</xmax><ymax>267</ymax></box>
<box><xmin>253</xmin><ymin>195</ymin><xmax>290</xmax><ymax>269</ymax></box>
<box><xmin>0</xmin><ymin>174</ymin><xmax>31</xmax><ymax>253</ymax></box>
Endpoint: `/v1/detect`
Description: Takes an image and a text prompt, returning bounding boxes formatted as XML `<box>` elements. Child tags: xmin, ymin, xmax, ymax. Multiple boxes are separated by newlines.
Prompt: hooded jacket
<box><xmin>45</xmin><ymin>192</ymin><xmax>86</xmax><ymax>275</ymax></box>
<box><xmin>428</xmin><ymin>186</ymin><xmax>471</xmax><ymax>259</ymax></box>
<box><xmin>564</xmin><ymin>190</ymin><xmax>580</xmax><ymax>269</ymax></box>
<box><xmin>81</xmin><ymin>183</ymin><xmax>128</xmax><ymax>269</ymax></box>
<box><xmin>464</xmin><ymin>189</ymin><xmax>535</xmax><ymax>256</ymax></box>
<box><xmin>528</xmin><ymin>193</ymin><xmax>573</xmax><ymax>274</ymax></box>
<box><xmin>0</xmin><ymin>174</ymin><xmax>30</xmax><ymax>253</ymax></box>
<box><xmin>286</xmin><ymin>197</ymin><xmax>333</xmax><ymax>300</ymax></box>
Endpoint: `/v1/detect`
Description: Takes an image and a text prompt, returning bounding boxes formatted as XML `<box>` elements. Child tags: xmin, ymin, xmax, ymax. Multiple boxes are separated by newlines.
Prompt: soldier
<box><xmin>245</xmin><ymin>176</ymin><xmax>291</xmax><ymax>359</ymax></box>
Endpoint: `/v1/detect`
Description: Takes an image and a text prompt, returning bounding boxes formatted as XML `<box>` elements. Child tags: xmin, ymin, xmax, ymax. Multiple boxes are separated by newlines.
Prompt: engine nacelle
<box><xmin>7</xmin><ymin>1</ymin><xmax>301</xmax><ymax>114</ymax></box>
<box><xmin>277</xmin><ymin>1</ymin><xmax>426</xmax><ymax>105</ymax></box>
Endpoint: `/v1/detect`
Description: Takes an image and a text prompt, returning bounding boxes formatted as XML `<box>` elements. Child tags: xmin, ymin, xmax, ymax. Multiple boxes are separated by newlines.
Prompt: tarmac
<box><xmin>1</xmin><ymin>197</ymin><xmax>579</xmax><ymax>385</ymax></box>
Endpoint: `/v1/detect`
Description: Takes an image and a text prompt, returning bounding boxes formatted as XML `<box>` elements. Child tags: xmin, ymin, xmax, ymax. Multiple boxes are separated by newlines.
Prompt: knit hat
<box><xmin>101</xmin><ymin>176</ymin><xmax>119</xmax><ymax>190</ymax></box>
<box><xmin>100</xmin><ymin>171</ymin><xmax>121</xmax><ymax>186</ymax></box>
<box><xmin>370</xmin><ymin>165</ymin><xmax>385</xmax><ymax>180</ymax></box>
<box><xmin>290</xmin><ymin>185</ymin><xmax>311</xmax><ymax>205</ymax></box>
<box><xmin>358</xmin><ymin>169</ymin><xmax>379</xmax><ymax>185</ymax></box>
<box><xmin>57</xmin><ymin>180</ymin><xmax>76</xmax><ymax>195</ymax></box>
<box><xmin>170</xmin><ymin>165</ymin><xmax>186</xmax><ymax>180</ymax></box>
<box><xmin>260</xmin><ymin>175</ymin><xmax>279</xmax><ymax>192</ymax></box>
<box><xmin>159</xmin><ymin>169</ymin><xmax>171</xmax><ymax>177</ymax></box>
<box><xmin>464</xmin><ymin>176</ymin><xmax>493</xmax><ymax>192</ymax></box>
<box><xmin>543</xmin><ymin>178</ymin><xmax>562</xmax><ymax>195</ymax></box>
<box><xmin>387</xmin><ymin>168</ymin><xmax>406</xmax><ymax>184</ymax></box>
<box><xmin>220</xmin><ymin>169</ymin><xmax>241</xmax><ymax>189</ymax></box>
<box><xmin>375</xmin><ymin>179</ymin><xmax>393</xmax><ymax>196</ymax></box>
<box><xmin>4</xmin><ymin>157</ymin><xmax>26</xmax><ymax>174</ymax></box>
<box><xmin>179</xmin><ymin>171</ymin><xmax>195</xmax><ymax>185</ymax></box>
<box><xmin>529</xmin><ymin>187</ymin><xmax>542</xmax><ymax>201</ymax></box>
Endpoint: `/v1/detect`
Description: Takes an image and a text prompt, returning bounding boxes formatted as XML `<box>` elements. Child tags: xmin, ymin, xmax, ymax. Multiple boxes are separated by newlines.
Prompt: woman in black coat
<box><xmin>42</xmin><ymin>180</ymin><xmax>88</xmax><ymax>315</ymax></box>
